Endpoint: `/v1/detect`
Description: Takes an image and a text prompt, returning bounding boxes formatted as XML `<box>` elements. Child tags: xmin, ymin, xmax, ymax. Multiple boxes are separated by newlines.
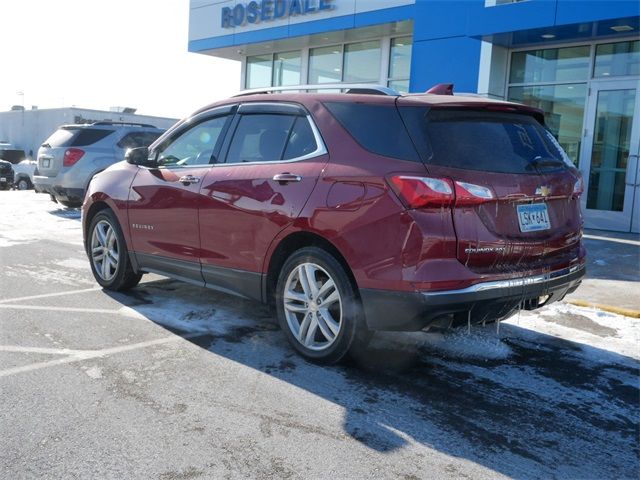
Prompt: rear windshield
<box><xmin>42</xmin><ymin>127</ymin><xmax>114</xmax><ymax>148</ymax></box>
<box><xmin>0</xmin><ymin>149</ymin><xmax>26</xmax><ymax>164</ymax></box>
<box><xmin>400</xmin><ymin>108</ymin><xmax>568</xmax><ymax>174</ymax></box>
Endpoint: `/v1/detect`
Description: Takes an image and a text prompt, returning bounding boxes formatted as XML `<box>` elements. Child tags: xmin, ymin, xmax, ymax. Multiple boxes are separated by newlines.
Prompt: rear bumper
<box><xmin>34</xmin><ymin>175</ymin><xmax>84</xmax><ymax>203</ymax></box>
<box><xmin>361</xmin><ymin>263</ymin><xmax>586</xmax><ymax>331</ymax></box>
<box><xmin>0</xmin><ymin>171</ymin><xmax>15</xmax><ymax>185</ymax></box>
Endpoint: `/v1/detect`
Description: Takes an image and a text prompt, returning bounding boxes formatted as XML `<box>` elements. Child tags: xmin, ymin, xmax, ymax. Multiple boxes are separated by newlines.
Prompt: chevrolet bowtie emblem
<box><xmin>535</xmin><ymin>186</ymin><xmax>551</xmax><ymax>197</ymax></box>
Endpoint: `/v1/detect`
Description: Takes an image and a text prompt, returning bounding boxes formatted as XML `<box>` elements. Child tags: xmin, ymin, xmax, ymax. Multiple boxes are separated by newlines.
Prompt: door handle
<box><xmin>273</xmin><ymin>173</ymin><xmax>302</xmax><ymax>184</ymax></box>
<box><xmin>179</xmin><ymin>175</ymin><xmax>200</xmax><ymax>185</ymax></box>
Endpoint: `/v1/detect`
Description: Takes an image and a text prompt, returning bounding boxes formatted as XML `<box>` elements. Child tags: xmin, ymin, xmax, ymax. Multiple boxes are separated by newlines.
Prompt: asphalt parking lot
<box><xmin>1</xmin><ymin>190</ymin><xmax>639</xmax><ymax>479</ymax></box>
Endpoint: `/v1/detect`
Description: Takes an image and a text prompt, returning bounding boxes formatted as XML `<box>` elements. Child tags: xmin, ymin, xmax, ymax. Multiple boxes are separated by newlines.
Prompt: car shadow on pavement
<box><xmin>48</xmin><ymin>207</ymin><xmax>81</xmax><ymax>221</ymax></box>
<box><xmin>106</xmin><ymin>279</ymin><xmax>640</xmax><ymax>479</ymax></box>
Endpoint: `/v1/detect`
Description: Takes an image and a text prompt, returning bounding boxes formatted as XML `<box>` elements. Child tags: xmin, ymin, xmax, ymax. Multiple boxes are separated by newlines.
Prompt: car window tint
<box><xmin>118</xmin><ymin>132</ymin><xmax>162</xmax><ymax>149</ymax></box>
<box><xmin>404</xmin><ymin>108</ymin><xmax>565</xmax><ymax>174</ymax></box>
<box><xmin>323</xmin><ymin>102</ymin><xmax>419</xmax><ymax>162</ymax></box>
<box><xmin>226</xmin><ymin>114</ymin><xmax>296</xmax><ymax>163</ymax></box>
<box><xmin>158</xmin><ymin>116</ymin><xmax>228</xmax><ymax>167</ymax></box>
<box><xmin>71</xmin><ymin>129</ymin><xmax>115</xmax><ymax>147</ymax></box>
<box><xmin>283</xmin><ymin>117</ymin><xmax>317</xmax><ymax>160</ymax></box>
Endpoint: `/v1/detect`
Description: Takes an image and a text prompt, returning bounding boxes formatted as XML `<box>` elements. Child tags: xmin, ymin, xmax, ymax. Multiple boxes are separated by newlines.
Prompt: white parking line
<box><xmin>0</xmin><ymin>287</ymin><xmax>102</xmax><ymax>305</ymax></box>
<box><xmin>0</xmin><ymin>305</ymin><xmax>121</xmax><ymax>314</ymax></box>
<box><xmin>0</xmin><ymin>334</ymin><xmax>201</xmax><ymax>378</ymax></box>
<box><xmin>0</xmin><ymin>346</ymin><xmax>92</xmax><ymax>356</ymax></box>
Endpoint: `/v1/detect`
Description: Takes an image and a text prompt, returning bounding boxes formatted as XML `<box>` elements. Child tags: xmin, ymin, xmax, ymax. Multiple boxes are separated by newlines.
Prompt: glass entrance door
<box><xmin>580</xmin><ymin>79</ymin><xmax>640</xmax><ymax>232</ymax></box>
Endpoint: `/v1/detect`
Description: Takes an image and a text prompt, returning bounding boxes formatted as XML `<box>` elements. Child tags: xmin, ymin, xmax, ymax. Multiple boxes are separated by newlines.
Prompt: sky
<box><xmin>0</xmin><ymin>0</ymin><xmax>240</xmax><ymax>120</ymax></box>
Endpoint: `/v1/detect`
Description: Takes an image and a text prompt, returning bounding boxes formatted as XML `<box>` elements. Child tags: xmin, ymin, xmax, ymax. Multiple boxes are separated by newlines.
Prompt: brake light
<box><xmin>388</xmin><ymin>175</ymin><xmax>454</xmax><ymax>208</ymax></box>
<box><xmin>454</xmin><ymin>181</ymin><xmax>495</xmax><ymax>206</ymax></box>
<box><xmin>572</xmin><ymin>176</ymin><xmax>584</xmax><ymax>198</ymax></box>
<box><xmin>388</xmin><ymin>176</ymin><xmax>496</xmax><ymax>209</ymax></box>
<box><xmin>63</xmin><ymin>148</ymin><xmax>85</xmax><ymax>167</ymax></box>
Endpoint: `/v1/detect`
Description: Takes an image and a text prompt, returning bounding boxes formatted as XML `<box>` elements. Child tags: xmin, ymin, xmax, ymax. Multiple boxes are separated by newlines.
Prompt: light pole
<box><xmin>16</xmin><ymin>91</ymin><xmax>25</xmax><ymax>137</ymax></box>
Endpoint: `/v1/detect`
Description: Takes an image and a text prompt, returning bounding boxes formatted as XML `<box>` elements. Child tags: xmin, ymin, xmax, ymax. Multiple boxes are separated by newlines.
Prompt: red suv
<box><xmin>82</xmin><ymin>85</ymin><xmax>586</xmax><ymax>363</ymax></box>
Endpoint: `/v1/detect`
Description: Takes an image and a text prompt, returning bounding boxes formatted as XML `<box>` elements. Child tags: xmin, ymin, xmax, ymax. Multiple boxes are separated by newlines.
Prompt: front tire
<box><xmin>87</xmin><ymin>210</ymin><xmax>142</xmax><ymax>291</ymax></box>
<box><xmin>276</xmin><ymin>247</ymin><xmax>368</xmax><ymax>364</ymax></box>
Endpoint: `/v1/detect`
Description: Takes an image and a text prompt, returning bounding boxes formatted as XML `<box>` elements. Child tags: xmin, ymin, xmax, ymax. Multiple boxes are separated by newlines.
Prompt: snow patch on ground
<box><xmin>0</xmin><ymin>191</ymin><xmax>83</xmax><ymax>247</ymax></box>
<box><xmin>509</xmin><ymin>303</ymin><xmax>639</xmax><ymax>360</ymax></box>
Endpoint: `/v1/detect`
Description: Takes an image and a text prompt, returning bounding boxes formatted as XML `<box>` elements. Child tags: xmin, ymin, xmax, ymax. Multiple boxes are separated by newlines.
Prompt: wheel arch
<box><xmin>83</xmin><ymin>201</ymin><xmax>111</xmax><ymax>252</ymax></box>
<box><xmin>264</xmin><ymin>231</ymin><xmax>359</xmax><ymax>306</ymax></box>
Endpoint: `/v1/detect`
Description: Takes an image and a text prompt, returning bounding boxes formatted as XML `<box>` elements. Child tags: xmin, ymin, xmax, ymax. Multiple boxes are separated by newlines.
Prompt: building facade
<box><xmin>0</xmin><ymin>108</ymin><xmax>177</xmax><ymax>161</ymax></box>
<box><xmin>188</xmin><ymin>0</ymin><xmax>639</xmax><ymax>232</ymax></box>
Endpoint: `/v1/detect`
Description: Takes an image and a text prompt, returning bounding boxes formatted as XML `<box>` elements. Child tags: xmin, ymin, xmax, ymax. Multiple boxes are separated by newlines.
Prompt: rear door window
<box><xmin>118</xmin><ymin>131</ymin><xmax>163</xmax><ymax>149</ymax></box>
<box><xmin>401</xmin><ymin>108</ymin><xmax>568</xmax><ymax>174</ymax></box>
<box><xmin>225</xmin><ymin>114</ymin><xmax>297</xmax><ymax>164</ymax></box>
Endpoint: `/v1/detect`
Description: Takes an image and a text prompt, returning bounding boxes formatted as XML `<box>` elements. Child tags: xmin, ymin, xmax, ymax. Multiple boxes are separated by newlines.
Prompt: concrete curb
<box><xmin>566</xmin><ymin>300</ymin><xmax>640</xmax><ymax>319</ymax></box>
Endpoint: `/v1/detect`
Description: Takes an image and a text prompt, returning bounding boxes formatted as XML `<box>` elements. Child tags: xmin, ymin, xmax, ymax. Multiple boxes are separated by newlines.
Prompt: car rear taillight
<box><xmin>454</xmin><ymin>181</ymin><xmax>495</xmax><ymax>206</ymax></box>
<box><xmin>388</xmin><ymin>175</ymin><xmax>454</xmax><ymax>208</ymax></box>
<box><xmin>63</xmin><ymin>148</ymin><xmax>85</xmax><ymax>167</ymax></box>
<box><xmin>572</xmin><ymin>176</ymin><xmax>584</xmax><ymax>198</ymax></box>
<box><xmin>388</xmin><ymin>175</ymin><xmax>496</xmax><ymax>209</ymax></box>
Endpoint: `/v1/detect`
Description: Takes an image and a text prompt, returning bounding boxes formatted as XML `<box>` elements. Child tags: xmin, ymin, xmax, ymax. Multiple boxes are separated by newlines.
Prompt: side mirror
<box><xmin>125</xmin><ymin>147</ymin><xmax>156</xmax><ymax>167</ymax></box>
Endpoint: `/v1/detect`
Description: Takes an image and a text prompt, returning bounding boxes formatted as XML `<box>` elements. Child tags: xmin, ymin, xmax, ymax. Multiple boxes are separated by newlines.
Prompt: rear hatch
<box><xmin>37</xmin><ymin>127</ymin><xmax>114</xmax><ymax>177</ymax></box>
<box><xmin>398</xmin><ymin>101</ymin><xmax>583</xmax><ymax>274</ymax></box>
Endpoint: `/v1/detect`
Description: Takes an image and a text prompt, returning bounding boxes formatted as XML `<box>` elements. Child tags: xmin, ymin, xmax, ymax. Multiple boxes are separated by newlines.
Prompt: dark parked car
<box><xmin>82</xmin><ymin>84</ymin><xmax>586</xmax><ymax>363</ymax></box>
<box><xmin>0</xmin><ymin>159</ymin><xmax>15</xmax><ymax>190</ymax></box>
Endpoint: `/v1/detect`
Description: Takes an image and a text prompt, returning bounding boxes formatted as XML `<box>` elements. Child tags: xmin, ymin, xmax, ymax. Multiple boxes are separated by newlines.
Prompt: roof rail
<box><xmin>234</xmin><ymin>84</ymin><xmax>400</xmax><ymax>97</ymax></box>
<box><xmin>91</xmin><ymin>121</ymin><xmax>157</xmax><ymax>128</ymax></box>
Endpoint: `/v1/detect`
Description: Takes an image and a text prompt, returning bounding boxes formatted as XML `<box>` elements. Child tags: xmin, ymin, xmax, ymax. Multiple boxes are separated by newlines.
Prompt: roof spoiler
<box><xmin>426</xmin><ymin>83</ymin><xmax>454</xmax><ymax>95</ymax></box>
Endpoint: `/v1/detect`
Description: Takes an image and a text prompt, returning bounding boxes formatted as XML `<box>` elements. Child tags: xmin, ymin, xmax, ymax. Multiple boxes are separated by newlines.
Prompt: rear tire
<box><xmin>276</xmin><ymin>246</ymin><xmax>369</xmax><ymax>364</ymax></box>
<box><xmin>87</xmin><ymin>210</ymin><xmax>142</xmax><ymax>291</ymax></box>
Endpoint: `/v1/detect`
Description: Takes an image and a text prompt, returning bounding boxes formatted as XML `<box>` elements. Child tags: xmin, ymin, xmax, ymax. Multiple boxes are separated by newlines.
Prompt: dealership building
<box><xmin>188</xmin><ymin>0</ymin><xmax>640</xmax><ymax>232</ymax></box>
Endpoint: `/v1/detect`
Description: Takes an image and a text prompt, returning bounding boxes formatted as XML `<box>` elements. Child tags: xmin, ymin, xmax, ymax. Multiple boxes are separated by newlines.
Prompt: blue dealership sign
<box><xmin>221</xmin><ymin>0</ymin><xmax>334</xmax><ymax>28</ymax></box>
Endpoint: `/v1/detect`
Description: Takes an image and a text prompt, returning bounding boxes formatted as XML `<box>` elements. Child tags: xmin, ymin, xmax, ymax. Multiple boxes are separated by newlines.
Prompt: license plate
<box><xmin>42</xmin><ymin>159</ymin><xmax>50</xmax><ymax>168</ymax></box>
<box><xmin>517</xmin><ymin>203</ymin><xmax>550</xmax><ymax>232</ymax></box>
<box><xmin>0</xmin><ymin>177</ymin><xmax>5</xmax><ymax>182</ymax></box>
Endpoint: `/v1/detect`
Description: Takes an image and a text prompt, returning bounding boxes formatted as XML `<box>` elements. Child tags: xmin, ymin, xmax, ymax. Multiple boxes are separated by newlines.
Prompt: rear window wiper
<box><xmin>41</xmin><ymin>143</ymin><xmax>51</xmax><ymax>148</ymax></box>
<box><xmin>526</xmin><ymin>155</ymin><xmax>565</xmax><ymax>171</ymax></box>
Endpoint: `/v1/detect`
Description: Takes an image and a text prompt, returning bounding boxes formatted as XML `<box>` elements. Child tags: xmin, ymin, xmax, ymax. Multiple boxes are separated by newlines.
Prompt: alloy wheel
<box><xmin>283</xmin><ymin>262</ymin><xmax>343</xmax><ymax>351</ymax></box>
<box><xmin>91</xmin><ymin>220</ymin><xmax>119</xmax><ymax>282</ymax></box>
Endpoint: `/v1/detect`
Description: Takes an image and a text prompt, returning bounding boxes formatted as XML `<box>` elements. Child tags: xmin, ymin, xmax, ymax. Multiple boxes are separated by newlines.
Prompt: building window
<box><xmin>388</xmin><ymin>36</ymin><xmax>412</xmax><ymax>93</ymax></box>
<box><xmin>510</xmin><ymin>46</ymin><xmax>590</xmax><ymax>84</ymax></box>
<box><xmin>273</xmin><ymin>51</ymin><xmax>301</xmax><ymax>87</ymax></box>
<box><xmin>508</xmin><ymin>84</ymin><xmax>587</xmax><ymax>166</ymax></box>
<box><xmin>246</xmin><ymin>54</ymin><xmax>273</xmax><ymax>89</ymax></box>
<box><xmin>343</xmin><ymin>41</ymin><xmax>381</xmax><ymax>83</ymax></box>
<box><xmin>308</xmin><ymin>45</ymin><xmax>343</xmax><ymax>84</ymax></box>
<box><xmin>508</xmin><ymin>45</ymin><xmax>591</xmax><ymax>166</ymax></box>
<box><xmin>594</xmin><ymin>40</ymin><xmax>640</xmax><ymax>78</ymax></box>
<box><xmin>246</xmin><ymin>37</ymin><xmax>413</xmax><ymax>91</ymax></box>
